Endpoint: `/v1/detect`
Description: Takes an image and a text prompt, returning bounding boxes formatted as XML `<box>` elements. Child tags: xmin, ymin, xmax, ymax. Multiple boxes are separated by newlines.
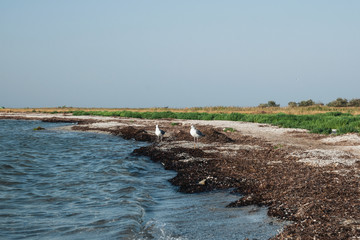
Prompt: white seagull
<box><xmin>190</xmin><ymin>125</ymin><xmax>205</xmax><ymax>148</ymax></box>
<box><xmin>155</xmin><ymin>125</ymin><xmax>165</xmax><ymax>142</ymax></box>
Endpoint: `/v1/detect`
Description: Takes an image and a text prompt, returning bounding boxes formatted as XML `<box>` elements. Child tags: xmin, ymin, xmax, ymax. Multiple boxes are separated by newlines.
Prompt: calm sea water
<box><xmin>0</xmin><ymin>120</ymin><xmax>286</xmax><ymax>239</ymax></box>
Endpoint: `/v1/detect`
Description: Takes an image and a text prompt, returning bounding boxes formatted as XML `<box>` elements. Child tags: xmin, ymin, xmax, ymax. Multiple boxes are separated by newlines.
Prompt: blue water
<box><xmin>0</xmin><ymin>120</ymin><xmax>286</xmax><ymax>239</ymax></box>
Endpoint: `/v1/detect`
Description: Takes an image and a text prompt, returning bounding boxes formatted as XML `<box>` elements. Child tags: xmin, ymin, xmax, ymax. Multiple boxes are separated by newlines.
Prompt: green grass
<box><xmin>71</xmin><ymin>110</ymin><xmax>360</xmax><ymax>134</ymax></box>
<box><xmin>273</xmin><ymin>144</ymin><xmax>284</xmax><ymax>149</ymax></box>
<box><xmin>223</xmin><ymin>127</ymin><xmax>236</xmax><ymax>133</ymax></box>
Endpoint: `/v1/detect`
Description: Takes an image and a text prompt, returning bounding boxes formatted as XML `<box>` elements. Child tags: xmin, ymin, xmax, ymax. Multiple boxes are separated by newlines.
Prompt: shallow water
<box><xmin>0</xmin><ymin>120</ymin><xmax>286</xmax><ymax>239</ymax></box>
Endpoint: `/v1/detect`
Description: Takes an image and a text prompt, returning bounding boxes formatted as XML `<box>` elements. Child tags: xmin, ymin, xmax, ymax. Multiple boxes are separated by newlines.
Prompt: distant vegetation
<box><xmin>259</xmin><ymin>99</ymin><xmax>317</xmax><ymax>108</ymax></box>
<box><xmin>327</xmin><ymin>98</ymin><xmax>360</xmax><ymax>107</ymax></box>
<box><xmin>258</xmin><ymin>101</ymin><xmax>280</xmax><ymax>108</ymax></box>
<box><xmin>258</xmin><ymin>98</ymin><xmax>360</xmax><ymax>108</ymax></box>
<box><xmin>72</xmin><ymin>110</ymin><xmax>360</xmax><ymax>134</ymax></box>
<box><xmin>297</xmin><ymin>99</ymin><xmax>317</xmax><ymax>107</ymax></box>
<box><xmin>2</xmin><ymin>97</ymin><xmax>360</xmax><ymax>134</ymax></box>
<box><xmin>287</xmin><ymin>98</ymin><xmax>360</xmax><ymax>107</ymax></box>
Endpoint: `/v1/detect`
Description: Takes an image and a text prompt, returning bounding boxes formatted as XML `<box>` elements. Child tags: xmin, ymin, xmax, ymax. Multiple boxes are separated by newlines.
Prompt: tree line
<box><xmin>259</xmin><ymin>98</ymin><xmax>360</xmax><ymax>108</ymax></box>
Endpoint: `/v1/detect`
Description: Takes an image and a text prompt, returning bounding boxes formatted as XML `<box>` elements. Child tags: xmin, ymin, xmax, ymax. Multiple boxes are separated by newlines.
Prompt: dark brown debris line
<box><xmin>128</xmin><ymin>126</ymin><xmax>359</xmax><ymax>239</ymax></box>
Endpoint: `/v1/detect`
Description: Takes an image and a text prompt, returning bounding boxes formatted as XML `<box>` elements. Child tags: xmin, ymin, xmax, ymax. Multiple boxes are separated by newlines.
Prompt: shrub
<box><xmin>288</xmin><ymin>102</ymin><xmax>298</xmax><ymax>107</ymax></box>
<box><xmin>337</xmin><ymin>126</ymin><xmax>359</xmax><ymax>134</ymax></box>
<box><xmin>298</xmin><ymin>99</ymin><xmax>315</xmax><ymax>107</ymax></box>
<box><xmin>258</xmin><ymin>101</ymin><xmax>280</xmax><ymax>107</ymax></box>
<box><xmin>267</xmin><ymin>101</ymin><xmax>280</xmax><ymax>107</ymax></box>
<box><xmin>327</xmin><ymin>98</ymin><xmax>348</xmax><ymax>107</ymax></box>
<box><xmin>348</xmin><ymin>98</ymin><xmax>360</xmax><ymax>107</ymax></box>
<box><xmin>310</xmin><ymin>127</ymin><xmax>332</xmax><ymax>134</ymax></box>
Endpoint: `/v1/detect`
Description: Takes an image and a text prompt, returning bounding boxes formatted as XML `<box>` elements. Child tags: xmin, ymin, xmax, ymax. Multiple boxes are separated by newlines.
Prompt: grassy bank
<box><xmin>2</xmin><ymin>107</ymin><xmax>360</xmax><ymax>134</ymax></box>
<box><xmin>71</xmin><ymin>110</ymin><xmax>360</xmax><ymax>134</ymax></box>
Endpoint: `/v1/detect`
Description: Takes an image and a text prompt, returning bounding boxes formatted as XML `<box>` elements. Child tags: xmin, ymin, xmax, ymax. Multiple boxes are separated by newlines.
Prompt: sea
<box><xmin>0</xmin><ymin>119</ymin><xmax>287</xmax><ymax>240</ymax></box>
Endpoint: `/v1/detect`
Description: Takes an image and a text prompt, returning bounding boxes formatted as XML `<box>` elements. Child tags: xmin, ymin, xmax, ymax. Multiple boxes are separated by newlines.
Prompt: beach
<box><xmin>1</xmin><ymin>112</ymin><xmax>359</xmax><ymax>239</ymax></box>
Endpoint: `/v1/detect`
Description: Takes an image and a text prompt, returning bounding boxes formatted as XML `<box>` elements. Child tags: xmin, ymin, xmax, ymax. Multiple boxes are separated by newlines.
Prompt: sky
<box><xmin>1</xmin><ymin>1</ymin><xmax>359</xmax><ymax>108</ymax></box>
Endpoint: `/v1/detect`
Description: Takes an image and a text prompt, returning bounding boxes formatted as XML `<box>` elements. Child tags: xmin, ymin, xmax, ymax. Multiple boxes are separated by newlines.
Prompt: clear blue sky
<box><xmin>1</xmin><ymin>1</ymin><xmax>359</xmax><ymax>108</ymax></box>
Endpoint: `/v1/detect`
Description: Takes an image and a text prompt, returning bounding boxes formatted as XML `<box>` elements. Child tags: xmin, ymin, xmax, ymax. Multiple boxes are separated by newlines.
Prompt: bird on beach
<box><xmin>190</xmin><ymin>125</ymin><xmax>205</xmax><ymax>148</ymax></box>
<box><xmin>155</xmin><ymin>125</ymin><xmax>165</xmax><ymax>142</ymax></box>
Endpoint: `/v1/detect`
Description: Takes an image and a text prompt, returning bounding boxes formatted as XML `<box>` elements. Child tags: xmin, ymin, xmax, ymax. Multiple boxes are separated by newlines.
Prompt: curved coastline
<box><xmin>1</xmin><ymin>112</ymin><xmax>359</xmax><ymax>239</ymax></box>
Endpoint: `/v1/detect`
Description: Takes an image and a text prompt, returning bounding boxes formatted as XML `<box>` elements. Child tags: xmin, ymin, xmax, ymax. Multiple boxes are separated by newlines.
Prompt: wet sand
<box><xmin>1</xmin><ymin>112</ymin><xmax>359</xmax><ymax>239</ymax></box>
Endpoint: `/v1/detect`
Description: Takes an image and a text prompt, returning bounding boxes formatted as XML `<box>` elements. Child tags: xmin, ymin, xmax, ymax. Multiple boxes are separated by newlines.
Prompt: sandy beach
<box><xmin>1</xmin><ymin>112</ymin><xmax>359</xmax><ymax>239</ymax></box>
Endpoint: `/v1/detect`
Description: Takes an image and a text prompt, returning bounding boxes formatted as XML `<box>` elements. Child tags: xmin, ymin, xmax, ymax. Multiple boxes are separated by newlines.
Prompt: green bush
<box><xmin>288</xmin><ymin>102</ymin><xmax>298</xmax><ymax>107</ymax></box>
<box><xmin>223</xmin><ymin>127</ymin><xmax>236</xmax><ymax>132</ymax></box>
<box><xmin>327</xmin><ymin>98</ymin><xmax>348</xmax><ymax>107</ymax></box>
<box><xmin>337</xmin><ymin>126</ymin><xmax>359</xmax><ymax>134</ymax></box>
<box><xmin>348</xmin><ymin>98</ymin><xmax>360</xmax><ymax>107</ymax></box>
<box><xmin>310</xmin><ymin>127</ymin><xmax>332</xmax><ymax>134</ymax></box>
<box><xmin>298</xmin><ymin>99</ymin><xmax>315</xmax><ymax>107</ymax></box>
<box><xmin>258</xmin><ymin>100</ymin><xmax>280</xmax><ymax>107</ymax></box>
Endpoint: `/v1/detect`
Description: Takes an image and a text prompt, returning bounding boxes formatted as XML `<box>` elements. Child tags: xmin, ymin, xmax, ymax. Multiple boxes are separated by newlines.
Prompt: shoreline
<box><xmin>1</xmin><ymin>112</ymin><xmax>359</xmax><ymax>239</ymax></box>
